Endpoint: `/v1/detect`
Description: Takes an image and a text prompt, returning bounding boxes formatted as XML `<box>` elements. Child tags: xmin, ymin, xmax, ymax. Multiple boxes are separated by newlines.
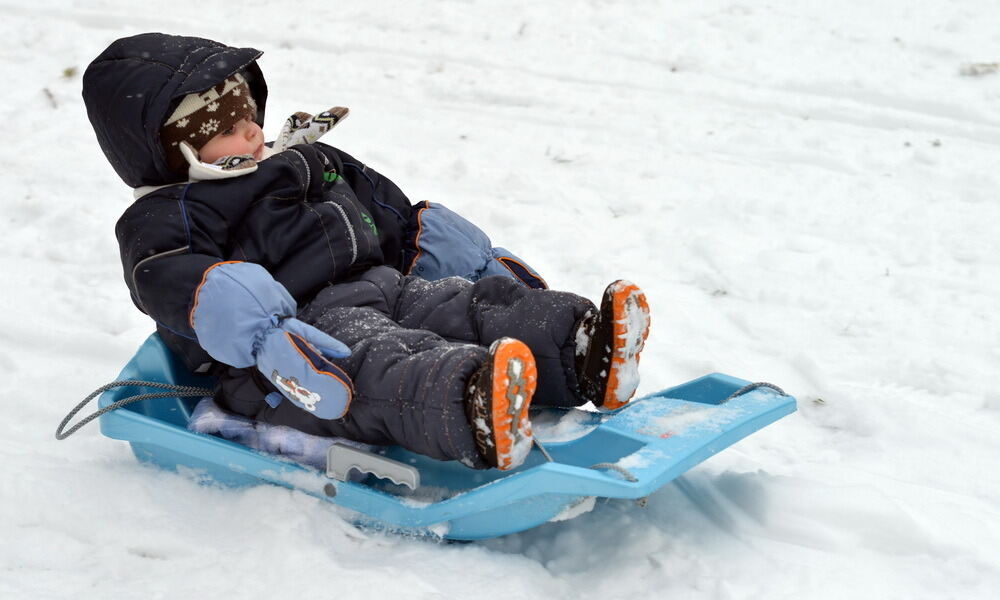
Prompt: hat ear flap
<box><xmin>179</xmin><ymin>140</ymin><xmax>201</xmax><ymax>167</ymax></box>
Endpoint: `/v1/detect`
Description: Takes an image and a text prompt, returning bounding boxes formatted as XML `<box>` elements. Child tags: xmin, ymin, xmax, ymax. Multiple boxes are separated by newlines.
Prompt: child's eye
<box><xmin>221</xmin><ymin>126</ymin><xmax>235</xmax><ymax>136</ymax></box>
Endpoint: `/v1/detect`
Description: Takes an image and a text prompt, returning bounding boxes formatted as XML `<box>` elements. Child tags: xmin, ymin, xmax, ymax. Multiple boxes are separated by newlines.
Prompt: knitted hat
<box><xmin>160</xmin><ymin>72</ymin><xmax>258</xmax><ymax>173</ymax></box>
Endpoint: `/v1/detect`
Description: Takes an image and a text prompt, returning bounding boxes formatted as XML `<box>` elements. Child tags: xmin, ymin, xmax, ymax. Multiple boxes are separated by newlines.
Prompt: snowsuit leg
<box><xmin>219</xmin><ymin>290</ymin><xmax>490</xmax><ymax>467</ymax></box>
<box><xmin>215</xmin><ymin>266</ymin><xmax>594</xmax><ymax>467</ymax></box>
<box><xmin>304</xmin><ymin>266</ymin><xmax>595</xmax><ymax>407</ymax></box>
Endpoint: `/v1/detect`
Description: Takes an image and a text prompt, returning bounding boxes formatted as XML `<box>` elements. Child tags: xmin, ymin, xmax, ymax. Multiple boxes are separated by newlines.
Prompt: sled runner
<box><xmin>92</xmin><ymin>334</ymin><xmax>796</xmax><ymax>540</ymax></box>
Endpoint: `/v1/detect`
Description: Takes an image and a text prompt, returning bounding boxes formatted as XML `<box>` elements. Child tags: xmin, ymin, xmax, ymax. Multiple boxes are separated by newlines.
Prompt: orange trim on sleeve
<box><xmin>404</xmin><ymin>201</ymin><xmax>432</xmax><ymax>275</ymax></box>
<box><xmin>497</xmin><ymin>256</ymin><xmax>548</xmax><ymax>289</ymax></box>
<box><xmin>188</xmin><ymin>260</ymin><xmax>245</xmax><ymax>329</ymax></box>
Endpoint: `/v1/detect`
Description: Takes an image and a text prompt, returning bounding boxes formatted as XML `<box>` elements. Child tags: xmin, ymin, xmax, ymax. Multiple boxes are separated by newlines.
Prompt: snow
<box><xmin>532</xmin><ymin>408</ymin><xmax>599</xmax><ymax>443</ymax></box>
<box><xmin>548</xmin><ymin>496</ymin><xmax>597</xmax><ymax>523</ymax></box>
<box><xmin>3</xmin><ymin>1</ymin><xmax>1000</xmax><ymax>598</ymax></box>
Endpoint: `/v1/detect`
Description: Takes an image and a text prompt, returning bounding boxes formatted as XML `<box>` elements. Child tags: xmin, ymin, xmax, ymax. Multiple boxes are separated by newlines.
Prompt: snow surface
<box><xmin>3</xmin><ymin>1</ymin><xmax>1000</xmax><ymax>598</ymax></box>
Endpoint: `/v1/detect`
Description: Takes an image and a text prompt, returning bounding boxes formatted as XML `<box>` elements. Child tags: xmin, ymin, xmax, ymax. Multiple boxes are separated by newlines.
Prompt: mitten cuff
<box><xmin>189</xmin><ymin>261</ymin><xmax>297</xmax><ymax>367</ymax></box>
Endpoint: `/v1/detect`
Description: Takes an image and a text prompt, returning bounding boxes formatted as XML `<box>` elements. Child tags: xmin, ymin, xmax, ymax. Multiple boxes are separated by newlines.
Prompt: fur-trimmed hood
<box><xmin>83</xmin><ymin>32</ymin><xmax>268</xmax><ymax>188</ymax></box>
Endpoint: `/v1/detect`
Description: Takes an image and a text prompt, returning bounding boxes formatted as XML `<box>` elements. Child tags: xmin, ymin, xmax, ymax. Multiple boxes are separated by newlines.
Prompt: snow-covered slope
<box><xmin>2</xmin><ymin>1</ymin><xmax>998</xmax><ymax>598</ymax></box>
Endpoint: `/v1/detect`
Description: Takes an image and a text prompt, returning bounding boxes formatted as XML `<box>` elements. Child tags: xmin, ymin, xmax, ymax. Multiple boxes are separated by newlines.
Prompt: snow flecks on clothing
<box><xmin>14</xmin><ymin>2</ymin><xmax>1000</xmax><ymax>596</ymax></box>
<box><xmin>574</xmin><ymin>311</ymin><xmax>595</xmax><ymax>357</ymax></box>
<box><xmin>473</xmin><ymin>416</ymin><xmax>493</xmax><ymax>447</ymax></box>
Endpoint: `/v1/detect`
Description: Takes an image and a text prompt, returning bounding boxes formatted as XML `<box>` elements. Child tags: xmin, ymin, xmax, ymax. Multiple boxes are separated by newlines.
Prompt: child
<box><xmin>83</xmin><ymin>33</ymin><xmax>650</xmax><ymax>471</ymax></box>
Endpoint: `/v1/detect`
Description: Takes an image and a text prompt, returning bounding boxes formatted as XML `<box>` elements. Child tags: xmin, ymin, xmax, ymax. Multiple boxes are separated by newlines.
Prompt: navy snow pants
<box><xmin>214</xmin><ymin>266</ymin><xmax>594</xmax><ymax>468</ymax></box>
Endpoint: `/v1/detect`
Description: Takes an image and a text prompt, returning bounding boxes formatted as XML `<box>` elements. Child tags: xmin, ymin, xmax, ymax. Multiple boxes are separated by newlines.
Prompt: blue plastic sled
<box><xmin>98</xmin><ymin>334</ymin><xmax>796</xmax><ymax>540</ymax></box>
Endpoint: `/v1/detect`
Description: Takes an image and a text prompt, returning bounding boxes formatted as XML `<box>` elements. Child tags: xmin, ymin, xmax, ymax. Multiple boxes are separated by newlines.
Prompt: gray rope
<box><xmin>55</xmin><ymin>380</ymin><xmax>213</xmax><ymax>441</ymax></box>
<box><xmin>536</xmin><ymin>438</ymin><xmax>638</xmax><ymax>482</ymax></box>
<box><xmin>536</xmin><ymin>437</ymin><xmax>638</xmax><ymax>481</ymax></box>
<box><xmin>588</xmin><ymin>462</ymin><xmax>638</xmax><ymax>482</ymax></box>
<box><xmin>533</xmin><ymin>438</ymin><xmax>555</xmax><ymax>462</ymax></box>
<box><xmin>724</xmin><ymin>381</ymin><xmax>787</xmax><ymax>402</ymax></box>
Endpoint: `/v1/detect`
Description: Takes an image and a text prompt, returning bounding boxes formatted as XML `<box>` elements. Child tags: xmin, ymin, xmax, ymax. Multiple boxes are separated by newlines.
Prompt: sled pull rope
<box><xmin>533</xmin><ymin>438</ymin><xmax>555</xmax><ymax>462</ymax></box>
<box><xmin>55</xmin><ymin>380</ymin><xmax>214</xmax><ymax>440</ymax></box>
<box><xmin>588</xmin><ymin>463</ymin><xmax>638</xmax><ymax>482</ymax></box>
<box><xmin>534</xmin><ymin>438</ymin><xmax>638</xmax><ymax>482</ymax></box>
<box><xmin>725</xmin><ymin>382</ymin><xmax>787</xmax><ymax>402</ymax></box>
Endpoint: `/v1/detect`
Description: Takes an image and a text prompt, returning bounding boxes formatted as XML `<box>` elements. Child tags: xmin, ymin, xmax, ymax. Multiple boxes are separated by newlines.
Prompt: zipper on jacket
<box><xmin>289</xmin><ymin>147</ymin><xmax>358</xmax><ymax>266</ymax></box>
<box><xmin>324</xmin><ymin>200</ymin><xmax>358</xmax><ymax>265</ymax></box>
<box><xmin>288</xmin><ymin>149</ymin><xmax>312</xmax><ymax>193</ymax></box>
<box><xmin>326</xmin><ymin>177</ymin><xmax>377</xmax><ymax>262</ymax></box>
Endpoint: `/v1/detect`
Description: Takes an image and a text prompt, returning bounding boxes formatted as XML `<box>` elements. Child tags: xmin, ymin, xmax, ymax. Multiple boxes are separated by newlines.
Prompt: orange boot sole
<box><xmin>468</xmin><ymin>338</ymin><xmax>538</xmax><ymax>471</ymax></box>
<box><xmin>601</xmin><ymin>281</ymin><xmax>651</xmax><ymax>411</ymax></box>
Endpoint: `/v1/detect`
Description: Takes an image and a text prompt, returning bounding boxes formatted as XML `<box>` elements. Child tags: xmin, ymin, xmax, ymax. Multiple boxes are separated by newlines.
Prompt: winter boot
<box><xmin>576</xmin><ymin>281</ymin><xmax>651</xmax><ymax>411</ymax></box>
<box><xmin>464</xmin><ymin>337</ymin><xmax>537</xmax><ymax>471</ymax></box>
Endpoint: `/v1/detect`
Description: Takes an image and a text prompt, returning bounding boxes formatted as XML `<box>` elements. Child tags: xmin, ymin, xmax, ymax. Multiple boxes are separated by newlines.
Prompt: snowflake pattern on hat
<box><xmin>160</xmin><ymin>72</ymin><xmax>257</xmax><ymax>174</ymax></box>
<box><xmin>199</xmin><ymin>119</ymin><xmax>220</xmax><ymax>135</ymax></box>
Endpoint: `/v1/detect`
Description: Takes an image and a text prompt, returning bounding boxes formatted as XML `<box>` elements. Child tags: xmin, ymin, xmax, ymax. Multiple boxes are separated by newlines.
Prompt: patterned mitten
<box><xmin>273</xmin><ymin>107</ymin><xmax>350</xmax><ymax>151</ymax></box>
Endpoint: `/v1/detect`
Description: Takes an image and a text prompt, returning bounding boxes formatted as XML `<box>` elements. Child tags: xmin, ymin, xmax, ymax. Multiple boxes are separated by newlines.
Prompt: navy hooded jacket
<box><xmin>84</xmin><ymin>33</ymin><xmax>546</xmax><ymax>376</ymax></box>
<box><xmin>84</xmin><ymin>33</ymin><xmax>417</xmax><ymax>371</ymax></box>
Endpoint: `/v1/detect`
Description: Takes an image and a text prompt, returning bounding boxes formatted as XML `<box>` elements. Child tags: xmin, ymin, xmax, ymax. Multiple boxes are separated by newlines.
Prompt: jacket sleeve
<box><xmin>115</xmin><ymin>185</ymin><xmax>230</xmax><ymax>342</ymax></box>
<box><xmin>401</xmin><ymin>201</ymin><xmax>547</xmax><ymax>289</ymax></box>
<box><xmin>116</xmin><ymin>147</ymin><xmax>328</xmax><ymax>344</ymax></box>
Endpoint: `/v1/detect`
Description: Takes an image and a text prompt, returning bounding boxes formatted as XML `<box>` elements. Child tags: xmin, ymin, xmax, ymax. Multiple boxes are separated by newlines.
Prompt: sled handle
<box><xmin>326</xmin><ymin>443</ymin><xmax>421</xmax><ymax>490</ymax></box>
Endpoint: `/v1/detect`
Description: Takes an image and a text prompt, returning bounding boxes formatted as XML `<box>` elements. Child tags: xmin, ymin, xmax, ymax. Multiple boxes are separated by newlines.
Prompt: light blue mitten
<box><xmin>190</xmin><ymin>261</ymin><xmax>353</xmax><ymax>419</ymax></box>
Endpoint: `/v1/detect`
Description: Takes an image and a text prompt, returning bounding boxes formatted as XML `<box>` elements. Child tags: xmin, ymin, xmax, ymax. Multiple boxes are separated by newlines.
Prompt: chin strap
<box><xmin>175</xmin><ymin>105</ymin><xmax>349</xmax><ymax>182</ymax></box>
<box><xmin>180</xmin><ymin>141</ymin><xmax>259</xmax><ymax>181</ymax></box>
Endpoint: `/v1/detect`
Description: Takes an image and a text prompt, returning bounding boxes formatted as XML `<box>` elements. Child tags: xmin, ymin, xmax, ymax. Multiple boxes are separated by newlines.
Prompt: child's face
<box><xmin>198</xmin><ymin>117</ymin><xmax>265</xmax><ymax>163</ymax></box>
